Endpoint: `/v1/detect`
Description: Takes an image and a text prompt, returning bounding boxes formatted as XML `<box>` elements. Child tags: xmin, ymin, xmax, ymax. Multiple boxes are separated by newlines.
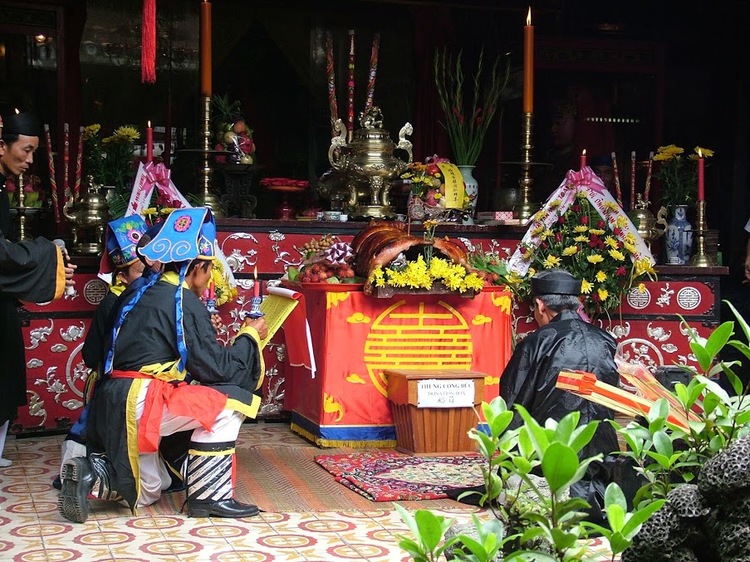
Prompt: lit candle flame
<box><xmin>254</xmin><ymin>265</ymin><xmax>258</xmax><ymax>280</ymax></box>
<box><xmin>147</xmin><ymin>120</ymin><xmax>151</xmax><ymax>128</ymax></box>
<box><xmin>526</xmin><ymin>7</ymin><xmax>532</xmax><ymax>25</ymax></box>
<box><xmin>697</xmin><ymin>148</ymin><xmax>703</xmax><ymax>158</ymax></box>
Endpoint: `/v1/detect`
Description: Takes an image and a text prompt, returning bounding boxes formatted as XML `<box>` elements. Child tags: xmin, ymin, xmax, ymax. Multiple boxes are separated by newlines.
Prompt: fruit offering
<box><xmin>297</xmin><ymin>234</ymin><xmax>338</xmax><ymax>258</ymax></box>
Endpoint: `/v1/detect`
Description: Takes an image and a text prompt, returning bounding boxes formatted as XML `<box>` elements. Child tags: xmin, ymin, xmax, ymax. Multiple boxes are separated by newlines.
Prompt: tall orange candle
<box><xmin>200</xmin><ymin>0</ymin><xmax>212</xmax><ymax>97</ymax></box>
<box><xmin>523</xmin><ymin>7</ymin><xmax>534</xmax><ymax>114</ymax></box>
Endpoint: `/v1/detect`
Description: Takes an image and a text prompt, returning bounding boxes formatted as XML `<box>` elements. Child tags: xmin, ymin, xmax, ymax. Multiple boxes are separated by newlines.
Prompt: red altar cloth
<box><xmin>284</xmin><ymin>285</ymin><xmax>513</xmax><ymax>447</ymax></box>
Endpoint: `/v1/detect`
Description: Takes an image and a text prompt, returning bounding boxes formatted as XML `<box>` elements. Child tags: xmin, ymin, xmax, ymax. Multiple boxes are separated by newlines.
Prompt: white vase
<box><xmin>457</xmin><ymin>165</ymin><xmax>478</xmax><ymax>217</ymax></box>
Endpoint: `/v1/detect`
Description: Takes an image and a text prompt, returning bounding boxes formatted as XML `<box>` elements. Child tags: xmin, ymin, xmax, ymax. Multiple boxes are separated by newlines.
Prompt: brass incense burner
<box><xmin>627</xmin><ymin>194</ymin><xmax>667</xmax><ymax>250</ymax></box>
<box><xmin>62</xmin><ymin>175</ymin><xmax>109</xmax><ymax>254</ymax></box>
<box><xmin>328</xmin><ymin>107</ymin><xmax>412</xmax><ymax>218</ymax></box>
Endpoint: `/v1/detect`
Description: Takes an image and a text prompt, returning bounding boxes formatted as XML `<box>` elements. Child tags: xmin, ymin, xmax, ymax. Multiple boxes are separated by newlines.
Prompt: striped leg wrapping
<box><xmin>89</xmin><ymin>453</ymin><xmax>121</xmax><ymax>501</ymax></box>
<box><xmin>186</xmin><ymin>445</ymin><xmax>234</xmax><ymax>503</ymax></box>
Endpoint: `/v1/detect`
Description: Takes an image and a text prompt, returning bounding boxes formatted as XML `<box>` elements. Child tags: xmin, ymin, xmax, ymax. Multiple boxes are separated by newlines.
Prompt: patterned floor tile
<box><xmin>0</xmin><ymin>424</ymin><xmax>620</xmax><ymax>561</ymax></box>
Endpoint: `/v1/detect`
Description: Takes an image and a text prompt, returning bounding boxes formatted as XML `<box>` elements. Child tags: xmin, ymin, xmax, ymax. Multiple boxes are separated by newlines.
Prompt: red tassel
<box><xmin>142</xmin><ymin>0</ymin><xmax>156</xmax><ymax>84</ymax></box>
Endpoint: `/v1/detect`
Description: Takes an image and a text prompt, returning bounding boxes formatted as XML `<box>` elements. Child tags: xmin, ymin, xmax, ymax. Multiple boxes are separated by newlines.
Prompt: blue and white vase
<box><xmin>457</xmin><ymin>165</ymin><xmax>479</xmax><ymax>220</ymax></box>
<box><xmin>664</xmin><ymin>205</ymin><xmax>693</xmax><ymax>265</ymax></box>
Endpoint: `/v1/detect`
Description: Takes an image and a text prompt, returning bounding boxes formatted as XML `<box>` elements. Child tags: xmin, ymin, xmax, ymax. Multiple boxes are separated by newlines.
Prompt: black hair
<box><xmin>535</xmin><ymin>293</ymin><xmax>581</xmax><ymax>313</ymax></box>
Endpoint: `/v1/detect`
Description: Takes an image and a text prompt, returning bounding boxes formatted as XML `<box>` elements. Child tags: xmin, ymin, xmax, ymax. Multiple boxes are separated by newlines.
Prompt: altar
<box><xmin>283</xmin><ymin>284</ymin><xmax>513</xmax><ymax>447</ymax></box>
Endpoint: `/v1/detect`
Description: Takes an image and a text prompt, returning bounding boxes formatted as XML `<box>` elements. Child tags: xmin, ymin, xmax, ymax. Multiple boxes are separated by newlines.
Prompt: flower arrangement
<box><xmin>5</xmin><ymin>174</ymin><xmax>47</xmax><ymax>208</ymax></box>
<box><xmin>210</xmin><ymin>256</ymin><xmax>237</xmax><ymax>307</ymax></box>
<box><xmin>434</xmin><ymin>48</ymin><xmax>510</xmax><ymax>166</ymax></box>
<box><xmin>212</xmin><ymin>94</ymin><xmax>256</xmax><ymax>165</ymax></box>
<box><xmin>401</xmin><ymin>155</ymin><xmax>469</xmax><ymax>203</ymax></box>
<box><xmin>509</xmin><ymin>191</ymin><xmax>656</xmax><ymax>317</ymax></box>
<box><xmin>654</xmin><ymin>144</ymin><xmax>714</xmax><ymax>208</ymax></box>
<box><xmin>368</xmin><ymin>220</ymin><xmax>485</xmax><ymax>294</ymax></box>
<box><xmin>82</xmin><ymin>124</ymin><xmax>140</xmax><ymax>191</ymax></box>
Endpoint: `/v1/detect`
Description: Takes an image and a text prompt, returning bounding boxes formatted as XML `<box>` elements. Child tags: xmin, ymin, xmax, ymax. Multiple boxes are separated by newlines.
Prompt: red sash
<box><xmin>111</xmin><ymin>370</ymin><xmax>227</xmax><ymax>453</ymax></box>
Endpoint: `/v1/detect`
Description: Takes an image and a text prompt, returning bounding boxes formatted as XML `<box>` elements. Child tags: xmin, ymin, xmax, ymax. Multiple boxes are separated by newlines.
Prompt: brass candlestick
<box><xmin>199</xmin><ymin>95</ymin><xmax>224</xmax><ymax>217</ymax></box>
<box><xmin>513</xmin><ymin>112</ymin><xmax>539</xmax><ymax>221</ymax></box>
<box><xmin>689</xmin><ymin>199</ymin><xmax>714</xmax><ymax>267</ymax></box>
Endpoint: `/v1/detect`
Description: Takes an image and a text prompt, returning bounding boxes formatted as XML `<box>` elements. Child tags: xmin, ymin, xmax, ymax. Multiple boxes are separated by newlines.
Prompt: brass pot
<box><xmin>62</xmin><ymin>176</ymin><xmax>109</xmax><ymax>254</ymax></box>
<box><xmin>328</xmin><ymin>107</ymin><xmax>412</xmax><ymax>218</ymax></box>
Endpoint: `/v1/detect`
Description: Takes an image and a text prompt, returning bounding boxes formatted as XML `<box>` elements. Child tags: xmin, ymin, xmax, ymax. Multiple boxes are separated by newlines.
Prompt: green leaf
<box><xmin>513</xmin><ymin>456</ymin><xmax>533</xmax><ymax>475</ymax></box>
<box><xmin>550</xmin><ymin>527</ymin><xmax>578</xmax><ymax>550</ymax></box>
<box><xmin>569</xmin><ymin>420</ymin><xmax>599</xmax><ymax>454</ymax></box>
<box><xmin>653</xmin><ymin>430</ymin><xmax>674</xmax><ymax>457</ymax></box>
<box><xmin>606</xmin><ymin>503</ymin><xmax>626</xmax><ymax>532</ymax></box>
<box><xmin>689</xmin><ymin>341</ymin><xmax>712</xmax><ymax>373</ymax></box>
<box><xmin>516</xmin><ymin>405</ymin><xmax>549</xmax><ymax>455</ymax></box>
<box><xmin>541</xmin><ymin>442</ymin><xmax>578</xmax><ymax>493</ymax></box>
<box><xmin>553</xmin><ymin>411</ymin><xmax>580</xmax><ymax>444</ymax></box>
<box><xmin>704</xmin><ymin>321</ymin><xmax>734</xmax><ymax>361</ymax></box>
<box><xmin>621</xmin><ymin>499</ymin><xmax>666</xmax><ymax>537</ymax></box>
<box><xmin>604</xmin><ymin>482</ymin><xmax>628</xmax><ymax>513</ymax></box>
<box><xmin>726</xmin><ymin>300</ymin><xmax>750</xmax><ymax>344</ymax></box>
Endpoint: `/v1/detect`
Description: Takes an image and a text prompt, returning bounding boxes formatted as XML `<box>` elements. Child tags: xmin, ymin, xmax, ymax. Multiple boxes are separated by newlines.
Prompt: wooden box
<box><xmin>384</xmin><ymin>369</ymin><xmax>485</xmax><ymax>455</ymax></box>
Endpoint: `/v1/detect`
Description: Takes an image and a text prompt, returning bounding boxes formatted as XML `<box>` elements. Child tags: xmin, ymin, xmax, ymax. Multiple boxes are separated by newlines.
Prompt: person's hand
<box><xmin>244</xmin><ymin>316</ymin><xmax>268</xmax><ymax>340</ymax></box>
<box><xmin>65</xmin><ymin>262</ymin><xmax>77</xmax><ymax>287</ymax></box>
<box><xmin>210</xmin><ymin>313</ymin><xmax>225</xmax><ymax>335</ymax></box>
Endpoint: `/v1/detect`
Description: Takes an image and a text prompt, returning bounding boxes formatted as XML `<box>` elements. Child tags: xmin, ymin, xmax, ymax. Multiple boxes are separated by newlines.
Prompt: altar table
<box><xmin>283</xmin><ymin>285</ymin><xmax>513</xmax><ymax>447</ymax></box>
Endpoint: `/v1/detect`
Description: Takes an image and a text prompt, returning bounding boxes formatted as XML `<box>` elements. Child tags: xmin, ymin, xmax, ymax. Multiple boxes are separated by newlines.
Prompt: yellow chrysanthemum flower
<box><xmin>595</xmin><ymin>270</ymin><xmax>607</xmax><ymax>282</ymax></box>
<box><xmin>539</xmin><ymin>229</ymin><xmax>553</xmax><ymax>241</ymax></box>
<box><xmin>574</xmin><ymin>225</ymin><xmax>589</xmax><ymax>233</ymax></box>
<box><xmin>543</xmin><ymin>255</ymin><xmax>561</xmax><ymax>268</ymax></box>
<box><xmin>695</xmin><ymin>146</ymin><xmax>714</xmax><ymax>158</ymax></box>
<box><xmin>574</xmin><ymin>235</ymin><xmax>589</xmax><ymax>243</ymax></box>
<box><xmin>589</xmin><ymin>228</ymin><xmax>605</xmax><ymax>236</ymax></box>
<box><xmin>586</xmin><ymin>254</ymin><xmax>604</xmax><ymax>264</ymax></box>
<box><xmin>597</xmin><ymin>288</ymin><xmax>609</xmax><ymax>301</ymax></box>
<box><xmin>603</xmin><ymin>201</ymin><xmax>619</xmax><ymax>212</ymax></box>
<box><xmin>609</xmin><ymin>249</ymin><xmax>626</xmax><ymax>261</ymax></box>
<box><xmin>654</xmin><ymin>144</ymin><xmax>684</xmax><ymax>161</ymax></box>
<box><xmin>637</xmin><ymin>283</ymin><xmax>646</xmax><ymax>293</ymax></box>
<box><xmin>83</xmin><ymin>124</ymin><xmax>101</xmax><ymax>140</ymax></box>
<box><xmin>623</xmin><ymin>242</ymin><xmax>637</xmax><ymax>255</ymax></box>
<box><xmin>604</xmin><ymin>236</ymin><xmax>619</xmax><ymax>249</ymax></box>
<box><xmin>562</xmin><ymin>245</ymin><xmax>578</xmax><ymax>256</ymax></box>
<box><xmin>624</xmin><ymin>233</ymin><xmax>637</xmax><ymax>245</ymax></box>
<box><xmin>581</xmin><ymin>280</ymin><xmax>593</xmax><ymax>294</ymax></box>
<box><xmin>615</xmin><ymin>216</ymin><xmax>628</xmax><ymax>228</ymax></box>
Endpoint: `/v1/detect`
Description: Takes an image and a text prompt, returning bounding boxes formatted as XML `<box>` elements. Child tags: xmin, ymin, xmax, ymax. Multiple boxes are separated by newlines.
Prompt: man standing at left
<box><xmin>0</xmin><ymin>111</ymin><xmax>76</xmax><ymax>465</ymax></box>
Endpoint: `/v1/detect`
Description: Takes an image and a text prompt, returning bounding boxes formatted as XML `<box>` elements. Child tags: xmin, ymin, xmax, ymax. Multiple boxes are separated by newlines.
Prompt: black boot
<box><xmin>186</xmin><ymin>441</ymin><xmax>259</xmax><ymax>518</ymax></box>
<box><xmin>58</xmin><ymin>457</ymin><xmax>96</xmax><ymax>523</ymax></box>
<box><xmin>58</xmin><ymin>453</ymin><xmax>119</xmax><ymax>523</ymax></box>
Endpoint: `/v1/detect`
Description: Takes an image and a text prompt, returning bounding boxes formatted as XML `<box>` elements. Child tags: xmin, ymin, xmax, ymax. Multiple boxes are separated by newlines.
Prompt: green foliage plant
<box><xmin>612</xmin><ymin>300</ymin><xmax>750</xmax><ymax>507</ymax></box>
<box><xmin>396</xmin><ymin>398</ymin><xmax>661</xmax><ymax>561</ymax></box>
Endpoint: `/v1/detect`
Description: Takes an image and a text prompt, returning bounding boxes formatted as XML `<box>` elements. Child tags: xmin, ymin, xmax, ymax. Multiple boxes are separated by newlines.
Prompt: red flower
<box><xmin>616</xmin><ymin>266</ymin><xmax>627</xmax><ymax>277</ymax></box>
<box><xmin>580</xmin><ymin>215</ymin><xmax>589</xmax><ymax>225</ymax></box>
<box><xmin>597</xmin><ymin>220</ymin><xmax>606</xmax><ymax>229</ymax></box>
<box><xmin>558</xmin><ymin>216</ymin><xmax>565</xmax><ymax>224</ymax></box>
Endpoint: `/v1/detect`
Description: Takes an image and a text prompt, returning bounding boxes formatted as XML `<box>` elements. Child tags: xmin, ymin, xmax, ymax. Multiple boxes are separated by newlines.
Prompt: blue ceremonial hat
<box><xmin>139</xmin><ymin>207</ymin><xmax>215</xmax><ymax>264</ymax></box>
<box><xmin>106</xmin><ymin>215</ymin><xmax>148</xmax><ymax>269</ymax></box>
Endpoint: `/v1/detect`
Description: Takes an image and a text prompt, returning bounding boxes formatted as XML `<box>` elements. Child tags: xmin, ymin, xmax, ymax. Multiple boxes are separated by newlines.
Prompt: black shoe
<box><xmin>58</xmin><ymin>457</ymin><xmax>96</xmax><ymax>523</ymax></box>
<box><xmin>187</xmin><ymin>498</ymin><xmax>260</xmax><ymax>518</ymax></box>
<box><xmin>52</xmin><ymin>475</ymin><xmax>62</xmax><ymax>490</ymax></box>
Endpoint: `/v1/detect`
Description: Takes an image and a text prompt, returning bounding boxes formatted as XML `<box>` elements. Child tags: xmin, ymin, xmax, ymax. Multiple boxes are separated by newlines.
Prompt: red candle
<box><xmin>697</xmin><ymin>149</ymin><xmax>705</xmax><ymax>201</ymax></box>
<box><xmin>63</xmin><ymin>123</ymin><xmax>70</xmax><ymax>199</ymax></box>
<box><xmin>253</xmin><ymin>266</ymin><xmax>260</xmax><ymax>297</ymax></box>
<box><xmin>630</xmin><ymin>151</ymin><xmax>636</xmax><ymax>210</ymax></box>
<box><xmin>200</xmin><ymin>0</ymin><xmax>212</xmax><ymax>97</ymax></box>
<box><xmin>146</xmin><ymin>120</ymin><xmax>154</xmax><ymax>163</ymax></box>
<box><xmin>580</xmin><ymin>149</ymin><xmax>587</xmax><ymax>169</ymax></box>
<box><xmin>522</xmin><ymin>7</ymin><xmax>534</xmax><ymax>114</ymax></box>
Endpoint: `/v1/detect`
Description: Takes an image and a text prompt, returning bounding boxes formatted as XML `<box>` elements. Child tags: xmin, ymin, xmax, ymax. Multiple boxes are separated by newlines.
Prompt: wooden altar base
<box><xmin>385</xmin><ymin>369</ymin><xmax>485</xmax><ymax>455</ymax></box>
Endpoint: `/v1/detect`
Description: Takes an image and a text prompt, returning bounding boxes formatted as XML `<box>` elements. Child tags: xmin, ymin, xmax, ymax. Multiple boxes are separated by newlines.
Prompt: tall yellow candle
<box><xmin>523</xmin><ymin>7</ymin><xmax>534</xmax><ymax>114</ymax></box>
<box><xmin>200</xmin><ymin>0</ymin><xmax>212</xmax><ymax>97</ymax></box>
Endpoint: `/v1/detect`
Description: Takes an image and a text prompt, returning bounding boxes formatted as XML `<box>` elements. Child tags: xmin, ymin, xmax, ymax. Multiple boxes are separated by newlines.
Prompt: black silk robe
<box><xmin>500</xmin><ymin>309</ymin><xmax>620</xmax><ymax>460</ymax></box>
<box><xmin>87</xmin><ymin>275</ymin><xmax>263</xmax><ymax>508</ymax></box>
<box><xmin>0</xmin><ymin>177</ymin><xmax>66</xmax><ymax>424</ymax></box>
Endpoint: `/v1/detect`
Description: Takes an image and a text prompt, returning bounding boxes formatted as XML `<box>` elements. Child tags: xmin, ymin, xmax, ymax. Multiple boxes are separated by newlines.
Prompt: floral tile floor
<box><xmin>0</xmin><ymin>423</ymin><xmax>616</xmax><ymax>561</ymax></box>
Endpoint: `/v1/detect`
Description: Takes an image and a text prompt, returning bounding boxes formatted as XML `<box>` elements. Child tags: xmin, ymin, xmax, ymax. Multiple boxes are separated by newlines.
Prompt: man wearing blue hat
<box><xmin>57</xmin><ymin>215</ymin><xmax>151</xmax><ymax>479</ymax></box>
<box><xmin>0</xmin><ymin>111</ymin><xmax>76</xmax><ymax>467</ymax></box>
<box><xmin>58</xmin><ymin>208</ymin><xmax>268</xmax><ymax>522</ymax></box>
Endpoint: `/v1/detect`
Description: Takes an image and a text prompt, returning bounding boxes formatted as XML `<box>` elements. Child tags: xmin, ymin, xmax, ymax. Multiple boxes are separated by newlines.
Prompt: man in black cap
<box><xmin>500</xmin><ymin>268</ymin><xmax>620</xmax><ymax>459</ymax></box>
<box><xmin>0</xmin><ymin>112</ymin><xmax>75</xmax><ymax>466</ymax></box>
